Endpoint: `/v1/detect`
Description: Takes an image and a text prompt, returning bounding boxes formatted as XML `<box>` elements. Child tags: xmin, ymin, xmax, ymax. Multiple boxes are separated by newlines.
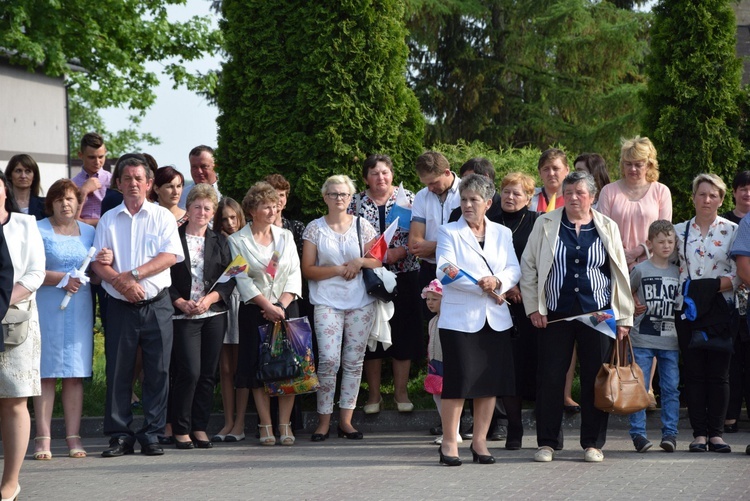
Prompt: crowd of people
<box><xmin>1</xmin><ymin>131</ymin><xmax>750</xmax><ymax>496</ymax></box>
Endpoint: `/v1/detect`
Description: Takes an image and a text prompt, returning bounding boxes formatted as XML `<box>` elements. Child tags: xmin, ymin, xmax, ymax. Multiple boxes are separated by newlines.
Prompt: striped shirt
<box><xmin>545</xmin><ymin>212</ymin><xmax>611</xmax><ymax>313</ymax></box>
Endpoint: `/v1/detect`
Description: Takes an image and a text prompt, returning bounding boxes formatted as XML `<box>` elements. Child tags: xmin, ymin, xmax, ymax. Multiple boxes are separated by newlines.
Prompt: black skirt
<box><xmin>235</xmin><ymin>300</ymin><xmax>300</xmax><ymax>389</ymax></box>
<box><xmin>364</xmin><ymin>270</ymin><xmax>424</xmax><ymax>361</ymax></box>
<box><xmin>440</xmin><ymin>322</ymin><xmax>516</xmax><ymax>399</ymax></box>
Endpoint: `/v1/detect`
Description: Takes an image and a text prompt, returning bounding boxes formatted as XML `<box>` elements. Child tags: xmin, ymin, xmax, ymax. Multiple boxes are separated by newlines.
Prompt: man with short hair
<box><xmin>179</xmin><ymin>145</ymin><xmax>221</xmax><ymax>209</ymax></box>
<box><xmin>73</xmin><ymin>132</ymin><xmax>111</xmax><ymax>226</ymax></box>
<box><xmin>448</xmin><ymin>157</ymin><xmax>502</xmax><ymax>223</ymax></box>
<box><xmin>408</xmin><ymin>151</ymin><xmax>461</xmax><ymax>297</ymax></box>
<box><xmin>92</xmin><ymin>157</ymin><xmax>184</xmax><ymax>457</ymax></box>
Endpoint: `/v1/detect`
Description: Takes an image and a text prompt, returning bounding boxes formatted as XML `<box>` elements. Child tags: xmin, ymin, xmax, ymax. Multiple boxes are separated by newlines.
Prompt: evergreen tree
<box><xmin>217</xmin><ymin>0</ymin><xmax>424</xmax><ymax>218</ymax></box>
<box><xmin>642</xmin><ymin>0</ymin><xmax>743</xmax><ymax>221</ymax></box>
<box><xmin>406</xmin><ymin>0</ymin><xmax>648</xmax><ymax>163</ymax></box>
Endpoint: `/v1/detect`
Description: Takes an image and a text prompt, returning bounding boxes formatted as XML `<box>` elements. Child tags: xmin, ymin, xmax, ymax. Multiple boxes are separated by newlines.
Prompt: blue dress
<box><xmin>36</xmin><ymin>219</ymin><xmax>95</xmax><ymax>378</ymax></box>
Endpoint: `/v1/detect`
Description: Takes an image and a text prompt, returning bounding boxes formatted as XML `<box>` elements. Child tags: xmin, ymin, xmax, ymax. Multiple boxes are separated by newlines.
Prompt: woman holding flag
<box><xmin>520</xmin><ymin>171</ymin><xmax>634</xmax><ymax>464</ymax></box>
<box><xmin>348</xmin><ymin>154</ymin><xmax>421</xmax><ymax>415</ymax></box>
<box><xmin>434</xmin><ymin>174</ymin><xmax>520</xmax><ymax>466</ymax></box>
<box><xmin>168</xmin><ymin>184</ymin><xmax>234</xmax><ymax>449</ymax></box>
<box><xmin>229</xmin><ymin>182</ymin><xmax>302</xmax><ymax>445</ymax></box>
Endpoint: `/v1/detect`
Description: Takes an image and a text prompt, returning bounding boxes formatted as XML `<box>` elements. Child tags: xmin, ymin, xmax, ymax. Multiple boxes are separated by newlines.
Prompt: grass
<box><xmin>36</xmin><ymin>314</ymin><xmax>582</xmax><ymax>418</ymax></box>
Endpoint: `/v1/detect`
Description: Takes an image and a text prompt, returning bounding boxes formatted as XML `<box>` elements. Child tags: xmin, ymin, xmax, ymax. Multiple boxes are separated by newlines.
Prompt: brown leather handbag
<box><xmin>594</xmin><ymin>336</ymin><xmax>650</xmax><ymax>415</ymax></box>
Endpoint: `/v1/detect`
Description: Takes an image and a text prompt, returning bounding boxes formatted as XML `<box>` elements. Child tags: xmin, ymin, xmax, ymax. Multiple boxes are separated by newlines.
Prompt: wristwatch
<box><xmin>131</xmin><ymin>268</ymin><xmax>140</xmax><ymax>281</ymax></box>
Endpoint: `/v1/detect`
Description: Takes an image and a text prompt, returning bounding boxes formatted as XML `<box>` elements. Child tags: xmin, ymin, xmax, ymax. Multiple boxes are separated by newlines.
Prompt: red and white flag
<box><xmin>366</xmin><ymin>218</ymin><xmax>399</xmax><ymax>262</ymax></box>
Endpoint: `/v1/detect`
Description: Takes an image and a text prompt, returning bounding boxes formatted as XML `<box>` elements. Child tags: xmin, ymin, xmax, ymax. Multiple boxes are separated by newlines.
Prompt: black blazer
<box><xmin>28</xmin><ymin>195</ymin><xmax>46</xmax><ymax>220</ymax></box>
<box><xmin>169</xmin><ymin>225</ymin><xmax>234</xmax><ymax>314</ymax></box>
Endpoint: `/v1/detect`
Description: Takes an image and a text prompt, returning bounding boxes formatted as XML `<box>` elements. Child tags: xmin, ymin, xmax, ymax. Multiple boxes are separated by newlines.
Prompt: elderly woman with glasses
<box><xmin>302</xmin><ymin>175</ymin><xmax>381</xmax><ymax>442</ymax></box>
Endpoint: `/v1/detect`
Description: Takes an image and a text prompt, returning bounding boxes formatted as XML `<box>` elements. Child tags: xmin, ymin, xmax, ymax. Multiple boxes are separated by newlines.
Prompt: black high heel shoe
<box><xmin>337</xmin><ymin>426</ymin><xmax>363</xmax><ymax>440</ymax></box>
<box><xmin>310</xmin><ymin>431</ymin><xmax>329</xmax><ymax>442</ymax></box>
<box><xmin>470</xmin><ymin>443</ymin><xmax>496</xmax><ymax>464</ymax></box>
<box><xmin>439</xmin><ymin>446</ymin><xmax>462</xmax><ymax>466</ymax></box>
<box><xmin>708</xmin><ymin>441</ymin><xmax>731</xmax><ymax>453</ymax></box>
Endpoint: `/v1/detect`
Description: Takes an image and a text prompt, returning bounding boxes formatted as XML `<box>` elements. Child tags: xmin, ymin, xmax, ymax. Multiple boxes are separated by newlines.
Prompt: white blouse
<box><xmin>303</xmin><ymin>216</ymin><xmax>377</xmax><ymax>310</ymax></box>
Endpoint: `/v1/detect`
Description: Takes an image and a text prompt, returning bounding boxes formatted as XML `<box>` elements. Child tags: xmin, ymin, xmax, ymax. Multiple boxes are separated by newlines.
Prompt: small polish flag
<box><xmin>366</xmin><ymin>218</ymin><xmax>399</xmax><ymax>262</ymax></box>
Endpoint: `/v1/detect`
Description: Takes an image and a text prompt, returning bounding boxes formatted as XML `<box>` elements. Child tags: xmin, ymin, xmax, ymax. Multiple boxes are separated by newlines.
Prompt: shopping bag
<box><xmin>259</xmin><ymin>316</ymin><xmax>320</xmax><ymax>396</ymax></box>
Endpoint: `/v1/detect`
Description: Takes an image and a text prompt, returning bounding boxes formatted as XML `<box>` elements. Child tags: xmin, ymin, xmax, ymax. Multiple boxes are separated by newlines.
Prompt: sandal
<box><xmin>279</xmin><ymin>423</ymin><xmax>295</xmax><ymax>446</ymax></box>
<box><xmin>66</xmin><ymin>435</ymin><xmax>87</xmax><ymax>458</ymax></box>
<box><xmin>258</xmin><ymin>424</ymin><xmax>275</xmax><ymax>446</ymax></box>
<box><xmin>33</xmin><ymin>436</ymin><xmax>52</xmax><ymax>460</ymax></box>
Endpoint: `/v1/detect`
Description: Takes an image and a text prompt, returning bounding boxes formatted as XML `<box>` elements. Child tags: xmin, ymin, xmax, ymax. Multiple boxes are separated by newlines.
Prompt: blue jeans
<box><xmin>629</xmin><ymin>347</ymin><xmax>680</xmax><ymax>439</ymax></box>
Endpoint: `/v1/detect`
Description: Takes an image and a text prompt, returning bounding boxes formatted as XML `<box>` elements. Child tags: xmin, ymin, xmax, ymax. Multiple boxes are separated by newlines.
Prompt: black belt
<box><xmin>115</xmin><ymin>287</ymin><xmax>169</xmax><ymax>307</ymax></box>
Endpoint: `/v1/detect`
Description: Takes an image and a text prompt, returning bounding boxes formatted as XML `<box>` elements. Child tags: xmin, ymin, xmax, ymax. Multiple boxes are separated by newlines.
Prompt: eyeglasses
<box><xmin>326</xmin><ymin>192</ymin><xmax>351</xmax><ymax>200</ymax></box>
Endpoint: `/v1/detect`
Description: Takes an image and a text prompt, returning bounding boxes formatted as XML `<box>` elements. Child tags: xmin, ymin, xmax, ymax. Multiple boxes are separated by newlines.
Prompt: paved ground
<box><xmin>9</xmin><ymin>425</ymin><xmax>750</xmax><ymax>500</ymax></box>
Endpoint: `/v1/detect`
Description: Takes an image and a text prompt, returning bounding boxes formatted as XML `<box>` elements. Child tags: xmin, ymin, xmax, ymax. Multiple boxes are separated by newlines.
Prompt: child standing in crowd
<box><xmin>423</xmin><ymin>279</ymin><xmax>461</xmax><ymax>445</ymax></box>
<box><xmin>628</xmin><ymin>220</ymin><xmax>681</xmax><ymax>453</ymax></box>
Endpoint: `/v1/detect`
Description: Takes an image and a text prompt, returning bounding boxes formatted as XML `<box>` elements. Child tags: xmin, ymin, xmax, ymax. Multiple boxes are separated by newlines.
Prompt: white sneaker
<box><xmin>584</xmin><ymin>447</ymin><xmax>604</xmax><ymax>462</ymax></box>
<box><xmin>534</xmin><ymin>446</ymin><xmax>554</xmax><ymax>462</ymax></box>
<box><xmin>456</xmin><ymin>434</ymin><xmax>463</xmax><ymax>444</ymax></box>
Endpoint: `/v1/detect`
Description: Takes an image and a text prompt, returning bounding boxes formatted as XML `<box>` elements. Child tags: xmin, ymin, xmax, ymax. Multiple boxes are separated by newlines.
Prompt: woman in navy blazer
<box><xmin>435</xmin><ymin>174</ymin><xmax>521</xmax><ymax>466</ymax></box>
<box><xmin>168</xmin><ymin>184</ymin><xmax>234</xmax><ymax>449</ymax></box>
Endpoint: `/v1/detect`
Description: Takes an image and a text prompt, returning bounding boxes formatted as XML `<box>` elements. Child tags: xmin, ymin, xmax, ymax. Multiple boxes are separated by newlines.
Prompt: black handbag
<box><xmin>256</xmin><ymin>322</ymin><xmax>301</xmax><ymax>382</ymax></box>
<box><xmin>355</xmin><ymin>216</ymin><xmax>398</xmax><ymax>302</ymax></box>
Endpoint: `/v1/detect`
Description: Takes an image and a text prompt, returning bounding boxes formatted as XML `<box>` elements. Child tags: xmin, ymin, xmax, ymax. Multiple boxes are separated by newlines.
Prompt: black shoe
<box><xmin>190</xmin><ymin>435</ymin><xmax>213</xmax><ymax>449</ymax></box>
<box><xmin>488</xmin><ymin>425</ymin><xmax>507</xmax><ymax>441</ymax></box>
<box><xmin>429</xmin><ymin>426</ymin><xmax>443</xmax><ymax>436</ymax></box>
<box><xmin>460</xmin><ymin>425</ymin><xmax>474</xmax><ymax>440</ymax></box>
<box><xmin>724</xmin><ymin>422</ymin><xmax>739</xmax><ymax>433</ymax></box>
<box><xmin>141</xmin><ymin>443</ymin><xmax>165</xmax><ymax>456</ymax></box>
<box><xmin>745</xmin><ymin>444</ymin><xmax>750</xmax><ymax>455</ymax></box>
<box><xmin>470</xmin><ymin>443</ymin><xmax>496</xmax><ymax>464</ymax></box>
<box><xmin>632</xmin><ymin>434</ymin><xmax>653</xmax><ymax>453</ymax></box>
<box><xmin>659</xmin><ymin>435</ymin><xmax>677</xmax><ymax>453</ymax></box>
<box><xmin>708</xmin><ymin>441</ymin><xmax>731</xmax><ymax>453</ymax></box>
<box><xmin>310</xmin><ymin>432</ymin><xmax>329</xmax><ymax>442</ymax></box>
<box><xmin>158</xmin><ymin>435</ymin><xmax>175</xmax><ymax>445</ymax></box>
<box><xmin>174</xmin><ymin>439</ymin><xmax>194</xmax><ymax>450</ymax></box>
<box><xmin>337</xmin><ymin>426</ymin><xmax>363</xmax><ymax>440</ymax></box>
<box><xmin>688</xmin><ymin>441</ymin><xmax>707</xmax><ymax>452</ymax></box>
<box><xmin>101</xmin><ymin>438</ymin><xmax>135</xmax><ymax>458</ymax></box>
<box><xmin>438</xmin><ymin>446</ymin><xmax>462</xmax><ymax>466</ymax></box>
<box><xmin>505</xmin><ymin>440</ymin><xmax>522</xmax><ymax>450</ymax></box>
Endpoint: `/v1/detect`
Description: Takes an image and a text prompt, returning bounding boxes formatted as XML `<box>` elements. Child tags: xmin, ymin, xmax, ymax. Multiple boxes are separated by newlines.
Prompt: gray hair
<box><xmin>692</xmin><ymin>173</ymin><xmax>727</xmax><ymax>199</ymax></box>
<box><xmin>459</xmin><ymin>173</ymin><xmax>495</xmax><ymax>201</ymax></box>
<box><xmin>562</xmin><ymin>171</ymin><xmax>597</xmax><ymax>199</ymax></box>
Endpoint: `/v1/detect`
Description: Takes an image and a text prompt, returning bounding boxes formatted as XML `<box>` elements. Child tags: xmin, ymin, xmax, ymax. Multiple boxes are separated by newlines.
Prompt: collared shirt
<box><xmin>410</xmin><ymin>173</ymin><xmax>461</xmax><ymax>264</ymax></box>
<box><xmin>72</xmin><ymin>169</ymin><xmax>112</xmax><ymax>220</ymax></box>
<box><xmin>178</xmin><ymin>179</ymin><xmax>222</xmax><ymax>210</ymax></box>
<box><xmin>93</xmin><ymin>200</ymin><xmax>184</xmax><ymax>301</ymax></box>
<box><xmin>545</xmin><ymin>211</ymin><xmax>611</xmax><ymax>313</ymax></box>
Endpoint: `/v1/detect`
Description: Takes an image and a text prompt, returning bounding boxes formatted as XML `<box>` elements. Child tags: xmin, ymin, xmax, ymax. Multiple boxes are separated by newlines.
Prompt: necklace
<box><xmin>501</xmin><ymin>212</ymin><xmax>526</xmax><ymax>235</ymax></box>
<box><xmin>51</xmin><ymin>219</ymin><xmax>78</xmax><ymax>236</ymax></box>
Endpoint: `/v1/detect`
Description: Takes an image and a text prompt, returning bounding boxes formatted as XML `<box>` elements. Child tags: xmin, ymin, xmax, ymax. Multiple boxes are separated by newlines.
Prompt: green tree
<box><xmin>1</xmin><ymin>0</ymin><xmax>221</xmax><ymax>157</ymax></box>
<box><xmin>406</xmin><ymin>0</ymin><xmax>649</xmax><ymax>164</ymax></box>
<box><xmin>642</xmin><ymin>0</ymin><xmax>743</xmax><ymax>221</ymax></box>
<box><xmin>216</xmin><ymin>0</ymin><xmax>424</xmax><ymax>219</ymax></box>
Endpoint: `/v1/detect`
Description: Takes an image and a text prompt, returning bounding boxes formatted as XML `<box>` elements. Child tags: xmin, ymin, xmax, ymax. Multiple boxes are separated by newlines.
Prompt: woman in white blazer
<box><xmin>228</xmin><ymin>182</ymin><xmax>302</xmax><ymax>446</ymax></box>
<box><xmin>435</xmin><ymin>174</ymin><xmax>521</xmax><ymax>466</ymax></box>
<box><xmin>520</xmin><ymin>171</ymin><xmax>633</xmax><ymax>464</ymax></box>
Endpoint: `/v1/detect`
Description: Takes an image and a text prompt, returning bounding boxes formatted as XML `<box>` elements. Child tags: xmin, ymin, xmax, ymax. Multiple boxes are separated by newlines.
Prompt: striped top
<box><xmin>545</xmin><ymin>211</ymin><xmax>611</xmax><ymax>313</ymax></box>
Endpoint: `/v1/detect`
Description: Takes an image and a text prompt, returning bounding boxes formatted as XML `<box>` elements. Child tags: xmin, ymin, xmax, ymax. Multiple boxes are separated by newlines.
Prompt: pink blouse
<box><xmin>597</xmin><ymin>181</ymin><xmax>672</xmax><ymax>266</ymax></box>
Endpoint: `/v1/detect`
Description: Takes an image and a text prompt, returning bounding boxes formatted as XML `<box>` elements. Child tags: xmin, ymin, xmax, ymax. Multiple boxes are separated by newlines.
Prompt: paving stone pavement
<box><xmin>10</xmin><ymin>428</ymin><xmax>750</xmax><ymax>500</ymax></box>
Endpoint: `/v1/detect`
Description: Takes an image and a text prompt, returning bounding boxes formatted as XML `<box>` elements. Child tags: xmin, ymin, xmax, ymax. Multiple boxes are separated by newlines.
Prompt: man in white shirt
<box><xmin>179</xmin><ymin>145</ymin><xmax>222</xmax><ymax>209</ymax></box>
<box><xmin>92</xmin><ymin>157</ymin><xmax>184</xmax><ymax>457</ymax></box>
<box><xmin>408</xmin><ymin>151</ymin><xmax>461</xmax><ymax>302</ymax></box>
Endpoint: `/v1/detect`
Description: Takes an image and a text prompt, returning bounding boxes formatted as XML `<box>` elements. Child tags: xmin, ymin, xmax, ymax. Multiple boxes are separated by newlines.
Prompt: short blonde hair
<box><xmin>242</xmin><ymin>181</ymin><xmax>279</xmax><ymax>217</ymax></box>
<box><xmin>186</xmin><ymin>183</ymin><xmax>218</xmax><ymax>211</ymax></box>
<box><xmin>692</xmin><ymin>173</ymin><xmax>727</xmax><ymax>199</ymax></box>
<box><xmin>500</xmin><ymin>172</ymin><xmax>535</xmax><ymax>199</ymax></box>
<box><xmin>321</xmin><ymin>175</ymin><xmax>356</xmax><ymax>197</ymax></box>
<box><xmin>620</xmin><ymin>136</ymin><xmax>659</xmax><ymax>183</ymax></box>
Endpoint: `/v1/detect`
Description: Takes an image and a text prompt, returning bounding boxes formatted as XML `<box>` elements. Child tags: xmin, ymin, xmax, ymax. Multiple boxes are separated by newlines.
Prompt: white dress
<box><xmin>0</xmin><ymin>213</ymin><xmax>44</xmax><ymax>397</ymax></box>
